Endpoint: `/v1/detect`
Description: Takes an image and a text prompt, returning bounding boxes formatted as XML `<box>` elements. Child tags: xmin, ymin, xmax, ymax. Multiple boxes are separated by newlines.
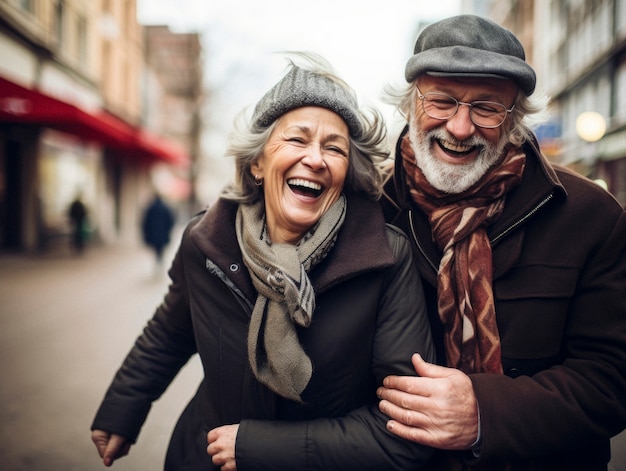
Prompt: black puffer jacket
<box><xmin>92</xmin><ymin>192</ymin><xmax>435</xmax><ymax>470</ymax></box>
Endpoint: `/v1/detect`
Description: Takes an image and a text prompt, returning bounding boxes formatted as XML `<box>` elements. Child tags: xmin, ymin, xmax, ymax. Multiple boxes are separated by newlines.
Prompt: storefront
<box><xmin>0</xmin><ymin>75</ymin><xmax>188</xmax><ymax>252</ymax></box>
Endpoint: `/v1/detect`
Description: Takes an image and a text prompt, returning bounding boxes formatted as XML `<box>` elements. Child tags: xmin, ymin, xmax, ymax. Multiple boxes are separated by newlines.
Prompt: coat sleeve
<box><xmin>90</xmin><ymin>225</ymin><xmax>197</xmax><ymax>442</ymax></box>
<box><xmin>235</xmin><ymin>226</ymin><xmax>436</xmax><ymax>471</ymax></box>
<box><xmin>473</xmin><ymin>205</ymin><xmax>626</xmax><ymax>461</ymax></box>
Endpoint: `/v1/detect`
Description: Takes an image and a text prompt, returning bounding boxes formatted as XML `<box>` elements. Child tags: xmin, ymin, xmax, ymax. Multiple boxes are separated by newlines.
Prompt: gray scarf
<box><xmin>236</xmin><ymin>195</ymin><xmax>346</xmax><ymax>402</ymax></box>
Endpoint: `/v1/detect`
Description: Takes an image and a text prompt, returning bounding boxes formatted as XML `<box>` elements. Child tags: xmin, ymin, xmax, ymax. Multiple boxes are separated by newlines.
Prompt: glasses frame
<box><xmin>415</xmin><ymin>85</ymin><xmax>515</xmax><ymax>129</ymax></box>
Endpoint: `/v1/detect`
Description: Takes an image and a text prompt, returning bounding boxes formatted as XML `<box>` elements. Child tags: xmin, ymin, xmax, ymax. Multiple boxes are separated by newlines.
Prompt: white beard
<box><xmin>408</xmin><ymin>123</ymin><xmax>508</xmax><ymax>194</ymax></box>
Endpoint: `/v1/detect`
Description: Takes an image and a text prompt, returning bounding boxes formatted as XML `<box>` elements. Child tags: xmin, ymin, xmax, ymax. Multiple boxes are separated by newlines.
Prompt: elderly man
<box><xmin>378</xmin><ymin>14</ymin><xmax>626</xmax><ymax>470</ymax></box>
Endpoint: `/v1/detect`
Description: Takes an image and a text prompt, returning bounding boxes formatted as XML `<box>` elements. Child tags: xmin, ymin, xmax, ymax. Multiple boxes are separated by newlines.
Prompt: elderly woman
<box><xmin>91</xmin><ymin>52</ymin><xmax>434</xmax><ymax>471</ymax></box>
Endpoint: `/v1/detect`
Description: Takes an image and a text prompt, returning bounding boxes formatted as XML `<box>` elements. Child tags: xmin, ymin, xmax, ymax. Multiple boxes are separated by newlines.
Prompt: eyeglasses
<box><xmin>415</xmin><ymin>86</ymin><xmax>515</xmax><ymax>129</ymax></box>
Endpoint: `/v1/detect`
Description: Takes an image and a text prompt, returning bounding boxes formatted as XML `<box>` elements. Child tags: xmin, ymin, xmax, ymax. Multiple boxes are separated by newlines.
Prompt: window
<box><xmin>18</xmin><ymin>0</ymin><xmax>35</xmax><ymax>13</ymax></box>
<box><xmin>77</xmin><ymin>15</ymin><xmax>88</xmax><ymax>64</ymax></box>
<box><xmin>54</xmin><ymin>0</ymin><xmax>65</xmax><ymax>47</ymax></box>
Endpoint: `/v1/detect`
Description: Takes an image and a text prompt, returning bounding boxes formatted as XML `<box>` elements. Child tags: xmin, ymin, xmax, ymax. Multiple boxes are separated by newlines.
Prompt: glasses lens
<box><xmin>422</xmin><ymin>94</ymin><xmax>458</xmax><ymax>120</ymax></box>
<box><xmin>470</xmin><ymin>102</ymin><xmax>507</xmax><ymax>128</ymax></box>
<box><xmin>420</xmin><ymin>92</ymin><xmax>509</xmax><ymax>128</ymax></box>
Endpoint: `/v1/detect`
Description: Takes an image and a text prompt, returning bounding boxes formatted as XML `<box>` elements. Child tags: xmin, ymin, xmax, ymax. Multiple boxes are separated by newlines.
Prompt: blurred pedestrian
<box><xmin>90</xmin><ymin>52</ymin><xmax>435</xmax><ymax>470</ymax></box>
<box><xmin>141</xmin><ymin>194</ymin><xmax>176</xmax><ymax>271</ymax></box>
<box><xmin>68</xmin><ymin>194</ymin><xmax>88</xmax><ymax>254</ymax></box>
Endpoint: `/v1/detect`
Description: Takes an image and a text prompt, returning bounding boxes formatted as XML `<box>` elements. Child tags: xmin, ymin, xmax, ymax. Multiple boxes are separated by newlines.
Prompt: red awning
<box><xmin>0</xmin><ymin>76</ymin><xmax>189</xmax><ymax>166</ymax></box>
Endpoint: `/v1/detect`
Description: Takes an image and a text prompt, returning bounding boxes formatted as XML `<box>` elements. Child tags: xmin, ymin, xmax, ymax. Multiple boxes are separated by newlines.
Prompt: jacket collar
<box><xmin>190</xmin><ymin>192</ymin><xmax>395</xmax><ymax>303</ymax></box>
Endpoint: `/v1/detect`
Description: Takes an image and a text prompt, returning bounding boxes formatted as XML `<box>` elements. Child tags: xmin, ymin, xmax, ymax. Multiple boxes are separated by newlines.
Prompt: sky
<box><xmin>137</xmin><ymin>0</ymin><xmax>462</xmax><ymax>201</ymax></box>
<box><xmin>137</xmin><ymin>0</ymin><xmax>462</xmax><ymax>110</ymax></box>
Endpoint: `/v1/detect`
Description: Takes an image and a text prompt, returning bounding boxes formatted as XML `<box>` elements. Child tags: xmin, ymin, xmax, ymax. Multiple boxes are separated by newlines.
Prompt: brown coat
<box><xmin>382</xmin><ymin>127</ymin><xmax>626</xmax><ymax>470</ymax></box>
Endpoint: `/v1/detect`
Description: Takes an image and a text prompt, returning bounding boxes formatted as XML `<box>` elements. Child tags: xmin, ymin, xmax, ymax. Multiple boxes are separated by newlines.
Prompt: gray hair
<box><xmin>383</xmin><ymin>81</ymin><xmax>550</xmax><ymax>148</ymax></box>
<box><xmin>221</xmin><ymin>52</ymin><xmax>389</xmax><ymax>203</ymax></box>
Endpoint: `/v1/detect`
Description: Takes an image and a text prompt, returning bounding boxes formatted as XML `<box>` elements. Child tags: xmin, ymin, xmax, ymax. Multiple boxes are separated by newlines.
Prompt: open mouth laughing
<box><xmin>436</xmin><ymin>138</ymin><xmax>483</xmax><ymax>158</ymax></box>
<box><xmin>287</xmin><ymin>178</ymin><xmax>324</xmax><ymax>198</ymax></box>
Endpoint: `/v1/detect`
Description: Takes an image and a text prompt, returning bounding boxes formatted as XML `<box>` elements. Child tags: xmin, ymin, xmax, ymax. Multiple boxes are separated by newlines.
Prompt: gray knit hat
<box><xmin>405</xmin><ymin>15</ymin><xmax>536</xmax><ymax>95</ymax></box>
<box><xmin>252</xmin><ymin>64</ymin><xmax>363</xmax><ymax>137</ymax></box>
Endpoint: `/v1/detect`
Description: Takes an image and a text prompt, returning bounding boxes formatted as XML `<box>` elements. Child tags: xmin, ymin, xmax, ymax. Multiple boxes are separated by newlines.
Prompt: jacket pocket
<box><xmin>494</xmin><ymin>264</ymin><xmax>578</xmax><ymax>374</ymax></box>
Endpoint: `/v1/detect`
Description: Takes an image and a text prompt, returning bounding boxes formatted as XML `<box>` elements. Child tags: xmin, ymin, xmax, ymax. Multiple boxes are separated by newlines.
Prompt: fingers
<box><xmin>377</xmin><ymin>356</ymin><xmax>433</xmax><ymax>423</ymax></box>
<box><xmin>207</xmin><ymin>432</ymin><xmax>223</xmax><ymax>466</ymax></box>
<box><xmin>378</xmin><ymin>390</ymin><xmax>428</xmax><ymax>428</ymax></box>
<box><xmin>91</xmin><ymin>430</ymin><xmax>130</xmax><ymax>467</ymax></box>
<box><xmin>207</xmin><ymin>425</ymin><xmax>238</xmax><ymax>470</ymax></box>
<box><xmin>377</xmin><ymin>355</ymin><xmax>480</xmax><ymax>450</ymax></box>
<box><xmin>108</xmin><ymin>435</ymin><xmax>131</xmax><ymax>463</ymax></box>
<box><xmin>207</xmin><ymin>428</ymin><xmax>223</xmax><ymax>463</ymax></box>
<box><xmin>91</xmin><ymin>430</ymin><xmax>110</xmax><ymax>459</ymax></box>
<box><xmin>381</xmin><ymin>354</ymin><xmax>463</xmax><ymax>395</ymax></box>
<box><xmin>385</xmin><ymin>419</ymin><xmax>436</xmax><ymax>446</ymax></box>
<box><xmin>379</xmin><ymin>393</ymin><xmax>452</xmax><ymax>448</ymax></box>
<box><xmin>380</xmin><ymin>354</ymin><xmax>435</xmax><ymax>394</ymax></box>
<box><xmin>379</xmin><ymin>393</ymin><xmax>475</xmax><ymax>450</ymax></box>
<box><xmin>411</xmin><ymin>353</ymin><xmax>454</xmax><ymax>379</ymax></box>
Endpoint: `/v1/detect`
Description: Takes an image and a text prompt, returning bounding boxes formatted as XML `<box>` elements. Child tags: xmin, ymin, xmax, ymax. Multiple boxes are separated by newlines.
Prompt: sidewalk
<box><xmin>0</xmin><ymin>237</ymin><xmax>202</xmax><ymax>471</ymax></box>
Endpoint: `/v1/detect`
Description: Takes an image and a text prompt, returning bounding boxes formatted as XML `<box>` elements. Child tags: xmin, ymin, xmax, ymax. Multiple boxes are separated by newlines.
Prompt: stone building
<box><xmin>491</xmin><ymin>0</ymin><xmax>626</xmax><ymax>207</ymax></box>
<box><xmin>143</xmin><ymin>25</ymin><xmax>203</xmax><ymax>212</ymax></box>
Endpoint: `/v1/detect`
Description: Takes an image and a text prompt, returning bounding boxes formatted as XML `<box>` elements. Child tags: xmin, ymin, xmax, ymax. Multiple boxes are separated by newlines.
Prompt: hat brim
<box><xmin>426</xmin><ymin>71</ymin><xmax>511</xmax><ymax>81</ymax></box>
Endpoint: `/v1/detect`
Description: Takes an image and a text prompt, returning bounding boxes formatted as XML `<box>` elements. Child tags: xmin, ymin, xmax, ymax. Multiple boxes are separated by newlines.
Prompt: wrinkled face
<box><xmin>251</xmin><ymin>106</ymin><xmax>350</xmax><ymax>244</ymax></box>
<box><xmin>409</xmin><ymin>75</ymin><xmax>518</xmax><ymax>193</ymax></box>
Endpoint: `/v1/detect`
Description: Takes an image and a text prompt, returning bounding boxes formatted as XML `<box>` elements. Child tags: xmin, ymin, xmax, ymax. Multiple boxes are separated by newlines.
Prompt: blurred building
<box><xmin>489</xmin><ymin>0</ymin><xmax>626</xmax><ymax>207</ymax></box>
<box><xmin>143</xmin><ymin>25</ymin><xmax>203</xmax><ymax>213</ymax></box>
<box><xmin>0</xmin><ymin>0</ymin><xmax>192</xmax><ymax>253</ymax></box>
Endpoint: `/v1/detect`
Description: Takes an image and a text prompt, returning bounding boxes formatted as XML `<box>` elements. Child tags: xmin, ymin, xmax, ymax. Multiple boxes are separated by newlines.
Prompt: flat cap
<box><xmin>405</xmin><ymin>14</ymin><xmax>536</xmax><ymax>95</ymax></box>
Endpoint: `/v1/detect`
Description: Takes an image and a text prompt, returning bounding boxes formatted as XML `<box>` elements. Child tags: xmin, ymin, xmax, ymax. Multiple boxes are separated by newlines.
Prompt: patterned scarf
<box><xmin>236</xmin><ymin>195</ymin><xmax>346</xmax><ymax>402</ymax></box>
<box><xmin>401</xmin><ymin>135</ymin><xmax>525</xmax><ymax>374</ymax></box>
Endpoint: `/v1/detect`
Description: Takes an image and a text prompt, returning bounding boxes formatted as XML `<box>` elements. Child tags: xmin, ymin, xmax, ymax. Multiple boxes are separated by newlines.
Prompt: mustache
<box><xmin>426</xmin><ymin>128</ymin><xmax>488</xmax><ymax>149</ymax></box>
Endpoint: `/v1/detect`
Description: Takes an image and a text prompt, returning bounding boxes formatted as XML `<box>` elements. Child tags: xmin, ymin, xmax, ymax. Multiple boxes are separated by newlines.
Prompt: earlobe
<box><xmin>251</xmin><ymin>161</ymin><xmax>263</xmax><ymax>177</ymax></box>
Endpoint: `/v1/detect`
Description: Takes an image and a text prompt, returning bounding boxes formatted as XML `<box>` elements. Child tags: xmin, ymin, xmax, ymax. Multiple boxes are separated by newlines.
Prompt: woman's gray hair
<box><xmin>383</xmin><ymin>81</ymin><xmax>550</xmax><ymax>148</ymax></box>
<box><xmin>221</xmin><ymin>52</ymin><xmax>389</xmax><ymax>203</ymax></box>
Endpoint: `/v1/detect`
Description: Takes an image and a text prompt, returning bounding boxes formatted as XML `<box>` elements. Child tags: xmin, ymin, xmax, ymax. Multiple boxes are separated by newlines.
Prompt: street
<box><xmin>0</xmin><ymin>233</ymin><xmax>203</xmax><ymax>471</ymax></box>
<box><xmin>0</xmin><ymin>232</ymin><xmax>624</xmax><ymax>470</ymax></box>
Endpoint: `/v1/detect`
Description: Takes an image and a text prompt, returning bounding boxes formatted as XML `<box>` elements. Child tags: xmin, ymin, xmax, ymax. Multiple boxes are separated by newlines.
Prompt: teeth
<box><xmin>441</xmin><ymin>140</ymin><xmax>472</xmax><ymax>153</ymax></box>
<box><xmin>287</xmin><ymin>178</ymin><xmax>322</xmax><ymax>191</ymax></box>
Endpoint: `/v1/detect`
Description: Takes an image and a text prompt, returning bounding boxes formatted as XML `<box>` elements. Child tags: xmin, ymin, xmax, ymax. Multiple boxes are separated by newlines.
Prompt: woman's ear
<box><xmin>251</xmin><ymin>160</ymin><xmax>263</xmax><ymax>178</ymax></box>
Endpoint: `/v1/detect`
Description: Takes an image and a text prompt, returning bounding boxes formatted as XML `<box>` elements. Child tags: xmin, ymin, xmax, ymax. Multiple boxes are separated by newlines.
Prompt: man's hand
<box><xmin>91</xmin><ymin>429</ymin><xmax>131</xmax><ymax>467</ymax></box>
<box><xmin>207</xmin><ymin>424</ymin><xmax>239</xmax><ymax>471</ymax></box>
<box><xmin>377</xmin><ymin>353</ymin><xmax>479</xmax><ymax>450</ymax></box>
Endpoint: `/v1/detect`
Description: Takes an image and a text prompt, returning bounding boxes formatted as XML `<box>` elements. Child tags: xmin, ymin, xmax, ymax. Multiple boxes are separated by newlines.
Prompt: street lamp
<box><xmin>575</xmin><ymin>111</ymin><xmax>609</xmax><ymax>189</ymax></box>
<box><xmin>576</xmin><ymin>111</ymin><xmax>606</xmax><ymax>143</ymax></box>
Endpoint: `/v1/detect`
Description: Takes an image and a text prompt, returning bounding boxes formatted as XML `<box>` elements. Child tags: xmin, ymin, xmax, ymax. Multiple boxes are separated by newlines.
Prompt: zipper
<box><xmin>490</xmin><ymin>192</ymin><xmax>555</xmax><ymax>246</ymax></box>
<box><xmin>408</xmin><ymin>210</ymin><xmax>439</xmax><ymax>274</ymax></box>
<box><xmin>408</xmin><ymin>191</ymin><xmax>555</xmax><ymax>272</ymax></box>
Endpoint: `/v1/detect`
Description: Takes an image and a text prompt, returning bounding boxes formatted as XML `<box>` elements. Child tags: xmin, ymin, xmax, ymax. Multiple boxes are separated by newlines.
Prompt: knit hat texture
<box><xmin>252</xmin><ymin>65</ymin><xmax>363</xmax><ymax>136</ymax></box>
<box><xmin>405</xmin><ymin>14</ymin><xmax>536</xmax><ymax>95</ymax></box>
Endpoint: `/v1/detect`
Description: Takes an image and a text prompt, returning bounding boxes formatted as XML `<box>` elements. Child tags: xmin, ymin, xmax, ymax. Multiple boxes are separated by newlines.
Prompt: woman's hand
<box><xmin>207</xmin><ymin>424</ymin><xmax>239</xmax><ymax>471</ymax></box>
<box><xmin>91</xmin><ymin>429</ymin><xmax>131</xmax><ymax>467</ymax></box>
